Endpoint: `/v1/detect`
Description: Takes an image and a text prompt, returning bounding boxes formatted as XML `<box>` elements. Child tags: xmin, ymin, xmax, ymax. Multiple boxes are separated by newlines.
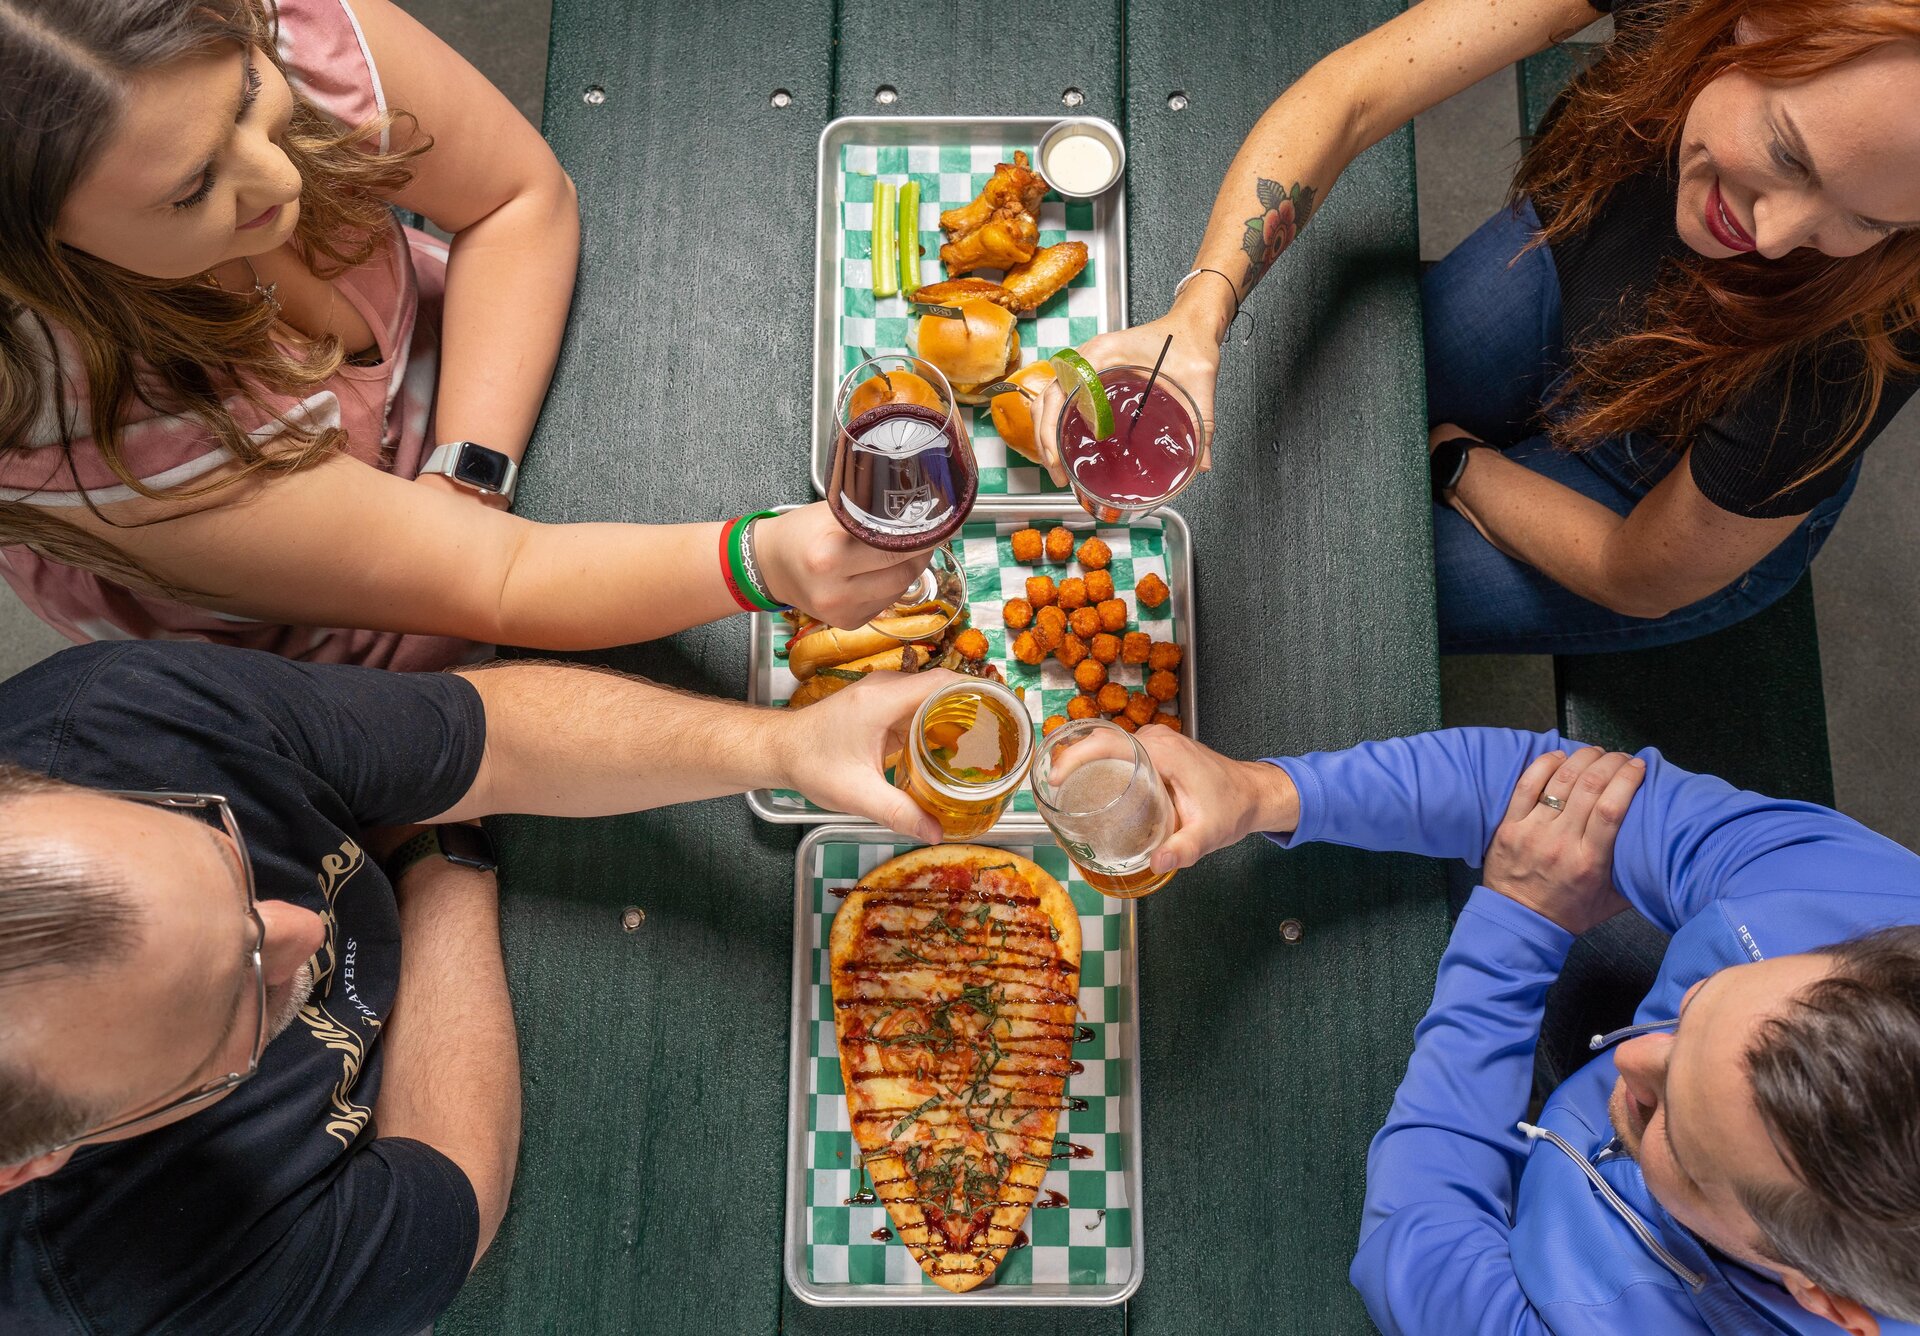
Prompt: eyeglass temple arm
<box><xmin>1588</xmin><ymin>1017</ymin><xmax>1679</xmax><ymax>1052</ymax></box>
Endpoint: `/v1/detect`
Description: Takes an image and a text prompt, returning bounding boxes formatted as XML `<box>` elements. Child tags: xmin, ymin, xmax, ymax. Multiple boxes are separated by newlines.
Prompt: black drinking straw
<box><xmin>1136</xmin><ymin>333</ymin><xmax>1174</xmax><ymax>425</ymax></box>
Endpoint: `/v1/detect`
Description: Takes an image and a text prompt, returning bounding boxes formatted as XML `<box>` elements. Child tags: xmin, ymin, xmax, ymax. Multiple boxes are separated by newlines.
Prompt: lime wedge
<box><xmin>1048</xmin><ymin>348</ymin><xmax>1114</xmax><ymax>441</ymax></box>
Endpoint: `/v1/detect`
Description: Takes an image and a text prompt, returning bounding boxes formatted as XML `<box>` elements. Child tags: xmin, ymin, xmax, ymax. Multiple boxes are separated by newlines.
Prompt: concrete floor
<box><xmin>4</xmin><ymin>2</ymin><xmax>1913</xmax><ymax>849</ymax></box>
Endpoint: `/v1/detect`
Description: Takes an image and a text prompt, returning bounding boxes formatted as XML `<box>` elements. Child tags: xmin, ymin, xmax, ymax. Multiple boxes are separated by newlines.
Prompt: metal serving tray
<box><xmin>745</xmin><ymin>505</ymin><xmax>1198</xmax><ymax>824</ymax></box>
<box><xmin>784</xmin><ymin>824</ymin><xmax>1146</xmax><ymax>1307</ymax></box>
<box><xmin>811</xmin><ymin>114</ymin><xmax>1130</xmax><ymax>501</ymax></box>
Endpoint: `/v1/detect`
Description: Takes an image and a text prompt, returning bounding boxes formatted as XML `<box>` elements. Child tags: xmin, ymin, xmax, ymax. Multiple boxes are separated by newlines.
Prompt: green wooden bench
<box><xmin>439</xmin><ymin>3</ymin><xmax>1448</xmax><ymax>1332</ymax></box>
<box><xmin>1516</xmin><ymin>43</ymin><xmax>1835</xmax><ymax>805</ymax></box>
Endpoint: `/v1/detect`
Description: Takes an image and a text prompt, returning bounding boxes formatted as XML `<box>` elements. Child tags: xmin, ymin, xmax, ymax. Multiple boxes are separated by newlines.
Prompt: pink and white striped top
<box><xmin>0</xmin><ymin>0</ymin><xmax>475</xmax><ymax>671</ymax></box>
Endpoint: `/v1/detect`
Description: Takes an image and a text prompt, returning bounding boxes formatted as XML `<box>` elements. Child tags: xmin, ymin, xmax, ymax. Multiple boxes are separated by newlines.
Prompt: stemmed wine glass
<box><xmin>830</xmin><ymin>352</ymin><xmax>978</xmax><ymax>636</ymax></box>
<box><xmin>866</xmin><ymin>542</ymin><xmax>968</xmax><ymax>640</ymax></box>
<box><xmin>830</xmin><ymin>353</ymin><xmax>978</xmax><ymax>550</ymax></box>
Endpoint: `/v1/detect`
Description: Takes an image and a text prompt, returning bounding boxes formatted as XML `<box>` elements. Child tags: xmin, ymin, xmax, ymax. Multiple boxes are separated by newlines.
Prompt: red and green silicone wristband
<box><xmin>717</xmin><ymin>517</ymin><xmax>758</xmax><ymax>612</ymax></box>
<box><xmin>724</xmin><ymin>511</ymin><xmax>785</xmax><ymax>612</ymax></box>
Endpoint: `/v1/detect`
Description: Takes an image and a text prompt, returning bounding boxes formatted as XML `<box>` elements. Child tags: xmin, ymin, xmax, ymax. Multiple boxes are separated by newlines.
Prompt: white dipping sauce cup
<box><xmin>1037</xmin><ymin>118</ymin><xmax>1126</xmax><ymax>199</ymax></box>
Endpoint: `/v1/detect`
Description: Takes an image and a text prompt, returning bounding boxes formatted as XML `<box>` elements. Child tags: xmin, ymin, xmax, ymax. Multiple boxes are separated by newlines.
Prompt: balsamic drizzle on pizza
<box><xmin>830</xmin><ymin>849</ymin><xmax>1083</xmax><ymax>1292</ymax></box>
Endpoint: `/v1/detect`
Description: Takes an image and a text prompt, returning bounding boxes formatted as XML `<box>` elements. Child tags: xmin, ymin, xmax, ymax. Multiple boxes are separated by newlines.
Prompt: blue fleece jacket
<box><xmin>1266</xmin><ymin>728</ymin><xmax>1920</xmax><ymax>1336</ymax></box>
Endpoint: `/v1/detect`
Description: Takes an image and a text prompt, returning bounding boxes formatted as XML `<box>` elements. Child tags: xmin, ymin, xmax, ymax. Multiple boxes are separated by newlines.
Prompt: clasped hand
<box><xmin>1482</xmin><ymin>746</ymin><xmax>1644</xmax><ymax>935</ymax></box>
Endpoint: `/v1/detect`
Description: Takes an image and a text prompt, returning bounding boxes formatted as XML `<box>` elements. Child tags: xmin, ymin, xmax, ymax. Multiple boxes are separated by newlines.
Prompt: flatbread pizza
<box><xmin>829</xmin><ymin>845</ymin><xmax>1083</xmax><ymax>1292</ymax></box>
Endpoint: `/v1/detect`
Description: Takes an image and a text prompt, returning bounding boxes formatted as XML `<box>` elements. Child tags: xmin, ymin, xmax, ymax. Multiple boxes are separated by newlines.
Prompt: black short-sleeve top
<box><xmin>0</xmin><ymin>642</ymin><xmax>490</xmax><ymax>1335</ymax></box>
<box><xmin>1543</xmin><ymin>0</ymin><xmax>1920</xmax><ymax>518</ymax></box>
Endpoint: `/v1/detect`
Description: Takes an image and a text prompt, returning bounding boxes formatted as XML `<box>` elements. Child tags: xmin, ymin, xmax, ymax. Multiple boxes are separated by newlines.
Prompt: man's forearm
<box><xmin>435</xmin><ymin>662</ymin><xmax>793</xmax><ymax>822</ymax></box>
<box><xmin>1268</xmin><ymin>728</ymin><xmax>1568</xmax><ymax>864</ymax></box>
<box><xmin>1352</xmin><ymin>889</ymin><xmax>1570</xmax><ymax>1336</ymax></box>
<box><xmin>373</xmin><ymin>857</ymin><xmax>520</xmax><ymax>1266</ymax></box>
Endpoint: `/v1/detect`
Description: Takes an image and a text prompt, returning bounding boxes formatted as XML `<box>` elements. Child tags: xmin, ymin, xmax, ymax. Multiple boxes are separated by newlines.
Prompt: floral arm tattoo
<box><xmin>1241</xmin><ymin>177</ymin><xmax>1318</xmax><ymax>294</ymax></box>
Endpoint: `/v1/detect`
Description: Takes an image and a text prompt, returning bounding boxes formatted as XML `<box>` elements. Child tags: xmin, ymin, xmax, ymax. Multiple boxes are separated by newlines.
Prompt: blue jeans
<box><xmin>1423</xmin><ymin>202</ymin><xmax>1859</xmax><ymax>655</ymax></box>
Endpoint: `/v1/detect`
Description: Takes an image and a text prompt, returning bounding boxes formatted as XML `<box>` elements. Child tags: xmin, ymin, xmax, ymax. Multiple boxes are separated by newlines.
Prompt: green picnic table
<box><xmin>438</xmin><ymin>2</ymin><xmax>1448</xmax><ymax>1331</ymax></box>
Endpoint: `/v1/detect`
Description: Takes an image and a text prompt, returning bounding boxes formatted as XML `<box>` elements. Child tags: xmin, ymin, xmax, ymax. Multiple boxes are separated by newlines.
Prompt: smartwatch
<box><xmin>1429</xmin><ymin>435</ymin><xmax>1487</xmax><ymax>503</ymax></box>
<box><xmin>421</xmin><ymin>441</ymin><xmax>518</xmax><ymax>505</ymax></box>
<box><xmin>383</xmin><ymin>823</ymin><xmax>498</xmax><ymax>882</ymax></box>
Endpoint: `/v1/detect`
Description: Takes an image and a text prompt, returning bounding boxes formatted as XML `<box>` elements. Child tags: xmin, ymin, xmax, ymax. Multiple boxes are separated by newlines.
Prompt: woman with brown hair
<box><xmin>1044</xmin><ymin>0</ymin><xmax>1920</xmax><ymax>652</ymax></box>
<box><xmin>0</xmin><ymin>0</ymin><xmax>923</xmax><ymax>669</ymax></box>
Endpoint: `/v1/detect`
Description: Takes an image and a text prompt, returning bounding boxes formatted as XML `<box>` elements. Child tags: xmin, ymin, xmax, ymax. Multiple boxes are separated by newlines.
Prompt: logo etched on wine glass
<box><xmin>831</xmin><ymin>354</ymin><xmax>977</xmax><ymax>552</ymax></box>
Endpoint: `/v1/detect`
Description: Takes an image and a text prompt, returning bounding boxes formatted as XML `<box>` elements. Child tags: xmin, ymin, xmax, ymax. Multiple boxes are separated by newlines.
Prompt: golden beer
<box><xmin>898</xmin><ymin>679</ymin><xmax>1034</xmax><ymax>839</ymax></box>
<box><xmin>1070</xmin><ymin>855</ymin><xmax>1174</xmax><ymax>899</ymax></box>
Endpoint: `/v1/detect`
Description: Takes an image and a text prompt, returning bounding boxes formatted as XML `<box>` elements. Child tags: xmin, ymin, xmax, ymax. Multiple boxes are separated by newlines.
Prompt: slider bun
<box><xmin>952</xmin><ymin>330</ymin><xmax>1021</xmax><ymax>406</ymax></box>
<box><xmin>988</xmin><ymin>359</ymin><xmax>1058</xmax><ymax>463</ymax></box>
<box><xmin>912</xmin><ymin>297</ymin><xmax>1018</xmax><ymax>392</ymax></box>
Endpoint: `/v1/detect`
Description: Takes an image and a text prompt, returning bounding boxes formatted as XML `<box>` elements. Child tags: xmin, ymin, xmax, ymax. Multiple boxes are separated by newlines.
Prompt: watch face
<box><xmin>452</xmin><ymin>444</ymin><xmax>511</xmax><ymax>493</ymax></box>
<box><xmin>437</xmin><ymin>822</ymin><xmax>498</xmax><ymax>871</ymax></box>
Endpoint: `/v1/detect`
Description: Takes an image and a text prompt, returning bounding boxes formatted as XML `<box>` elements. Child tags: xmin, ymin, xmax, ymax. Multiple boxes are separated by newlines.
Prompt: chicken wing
<box><xmin>910</xmin><ymin>277</ymin><xmax>1018</xmax><ymax>310</ymax></box>
<box><xmin>1001</xmin><ymin>242</ymin><xmax>1089</xmax><ymax>311</ymax></box>
<box><xmin>938</xmin><ymin>210</ymin><xmax>1040</xmax><ymax>276</ymax></box>
<box><xmin>938</xmin><ymin>151</ymin><xmax>1048</xmax><ymax>238</ymax></box>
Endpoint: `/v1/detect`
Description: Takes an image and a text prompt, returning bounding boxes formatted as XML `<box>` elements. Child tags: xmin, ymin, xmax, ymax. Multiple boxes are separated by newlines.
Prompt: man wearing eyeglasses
<box><xmin>1141</xmin><ymin>727</ymin><xmax>1920</xmax><ymax>1336</ymax></box>
<box><xmin>0</xmin><ymin>641</ymin><xmax>954</xmax><ymax>1335</ymax></box>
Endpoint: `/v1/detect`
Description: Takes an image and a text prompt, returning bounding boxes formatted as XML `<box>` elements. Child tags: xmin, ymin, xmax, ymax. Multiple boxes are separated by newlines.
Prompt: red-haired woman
<box><xmin>1046</xmin><ymin>0</ymin><xmax>1920</xmax><ymax>652</ymax></box>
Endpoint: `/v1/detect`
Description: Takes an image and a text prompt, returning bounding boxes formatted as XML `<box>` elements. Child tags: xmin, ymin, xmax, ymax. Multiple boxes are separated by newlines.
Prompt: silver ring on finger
<box><xmin>1539</xmin><ymin>794</ymin><xmax>1566</xmax><ymax>813</ymax></box>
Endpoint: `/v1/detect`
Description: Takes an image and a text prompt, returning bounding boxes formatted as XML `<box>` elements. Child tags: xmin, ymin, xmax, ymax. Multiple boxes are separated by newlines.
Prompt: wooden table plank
<box><xmin>1119</xmin><ymin>3</ymin><xmax>1449</xmax><ymax>1332</ymax></box>
<box><xmin>436</xmin><ymin>1</ymin><xmax>833</xmax><ymax>1330</ymax></box>
<box><xmin>832</xmin><ymin>0</ymin><xmax>1122</xmax><ymax>121</ymax></box>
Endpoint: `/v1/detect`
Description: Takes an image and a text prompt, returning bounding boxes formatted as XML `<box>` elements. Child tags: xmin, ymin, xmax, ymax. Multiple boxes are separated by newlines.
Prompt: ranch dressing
<box><xmin>1045</xmin><ymin>134</ymin><xmax>1116</xmax><ymax>195</ymax></box>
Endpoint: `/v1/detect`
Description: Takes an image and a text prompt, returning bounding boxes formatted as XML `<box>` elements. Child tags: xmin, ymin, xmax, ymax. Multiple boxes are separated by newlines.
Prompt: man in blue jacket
<box><xmin>1139</xmin><ymin>725</ymin><xmax>1920</xmax><ymax>1336</ymax></box>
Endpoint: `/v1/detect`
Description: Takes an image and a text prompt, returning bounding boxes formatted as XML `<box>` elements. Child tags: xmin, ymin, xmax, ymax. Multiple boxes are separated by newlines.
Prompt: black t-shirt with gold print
<box><xmin>0</xmin><ymin>642</ymin><xmax>486</xmax><ymax>1335</ymax></box>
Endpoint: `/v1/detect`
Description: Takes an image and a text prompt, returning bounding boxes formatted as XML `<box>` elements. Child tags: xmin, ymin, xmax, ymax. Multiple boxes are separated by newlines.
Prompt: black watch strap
<box><xmin>383</xmin><ymin>831</ymin><xmax>441</xmax><ymax>882</ymax></box>
<box><xmin>1430</xmin><ymin>436</ymin><xmax>1485</xmax><ymax>503</ymax></box>
<box><xmin>382</xmin><ymin>824</ymin><xmax>498</xmax><ymax>881</ymax></box>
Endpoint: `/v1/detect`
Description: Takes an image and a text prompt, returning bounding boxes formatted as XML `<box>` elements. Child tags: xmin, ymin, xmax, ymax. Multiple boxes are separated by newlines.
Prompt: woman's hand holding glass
<box><xmin>1033</xmin><ymin>300</ymin><xmax>1225</xmax><ymax>488</ymax></box>
<box><xmin>753</xmin><ymin>502</ymin><xmax>934</xmax><ymax>630</ymax></box>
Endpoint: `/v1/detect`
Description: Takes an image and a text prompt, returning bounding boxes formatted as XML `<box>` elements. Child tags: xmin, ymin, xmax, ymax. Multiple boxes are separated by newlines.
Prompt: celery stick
<box><xmin>872</xmin><ymin>181</ymin><xmax>899</xmax><ymax>298</ymax></box>
<box><xmin>898</xmin><ymin>180</ymin><xmax>922</xmax><ymax>293</ymax></box>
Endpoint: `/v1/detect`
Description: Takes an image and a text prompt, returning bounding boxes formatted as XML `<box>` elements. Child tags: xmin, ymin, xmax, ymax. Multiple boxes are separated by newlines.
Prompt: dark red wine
<box><xmin>829</xmin><ymin>402</ymin><xmax>977</xmax><ymax>550</ymax></box>
<box><xmin>1060</xmin><ymin>370</ymin><xmax>1197</xmax><ymax>508</ymax></box>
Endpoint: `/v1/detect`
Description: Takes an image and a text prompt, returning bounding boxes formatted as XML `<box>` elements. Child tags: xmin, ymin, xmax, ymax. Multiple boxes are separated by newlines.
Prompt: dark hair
<box><xmin>1742</xmin><ymin>925</ymin><xmax>1920</xmax><ymax>1320</ymax></box>
<box><xmin>0</xmin><ymin>763</ymin><xmax>138</xmax><ymax>1161</ymax></box>
<box><xmin>0</xmin><ymin>0</ymin><xmax>425</xmax><ymax>595</ymax></box>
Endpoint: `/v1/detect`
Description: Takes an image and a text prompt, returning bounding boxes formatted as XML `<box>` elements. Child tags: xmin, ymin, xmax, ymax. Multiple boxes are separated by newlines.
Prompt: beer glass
<box><xmin>897</xmin><ymin>677</ymin><xmax>1035</xmax><ymax>840</ymax></box>
<box><xmin>1030</xmin><ymin>719</ymin><xmax>1177</xmax><ymax>897</ymax></box>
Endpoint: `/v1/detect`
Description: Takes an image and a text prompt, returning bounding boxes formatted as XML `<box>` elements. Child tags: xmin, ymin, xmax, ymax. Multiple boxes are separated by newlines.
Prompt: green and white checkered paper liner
<box><xmin>801</xmin><ymin>837</ymin><xmax>1136</xmax><ymax>1290</ymax></box>
<box><xmin>836</xmin><ymin>143</ymin><xmax>1108</xmax><ymax>496</ymax></box>
<box><xmin>755</xmin><ymin>514</ymin><xmax>1182</xmax><ymax>816</ymax></box>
